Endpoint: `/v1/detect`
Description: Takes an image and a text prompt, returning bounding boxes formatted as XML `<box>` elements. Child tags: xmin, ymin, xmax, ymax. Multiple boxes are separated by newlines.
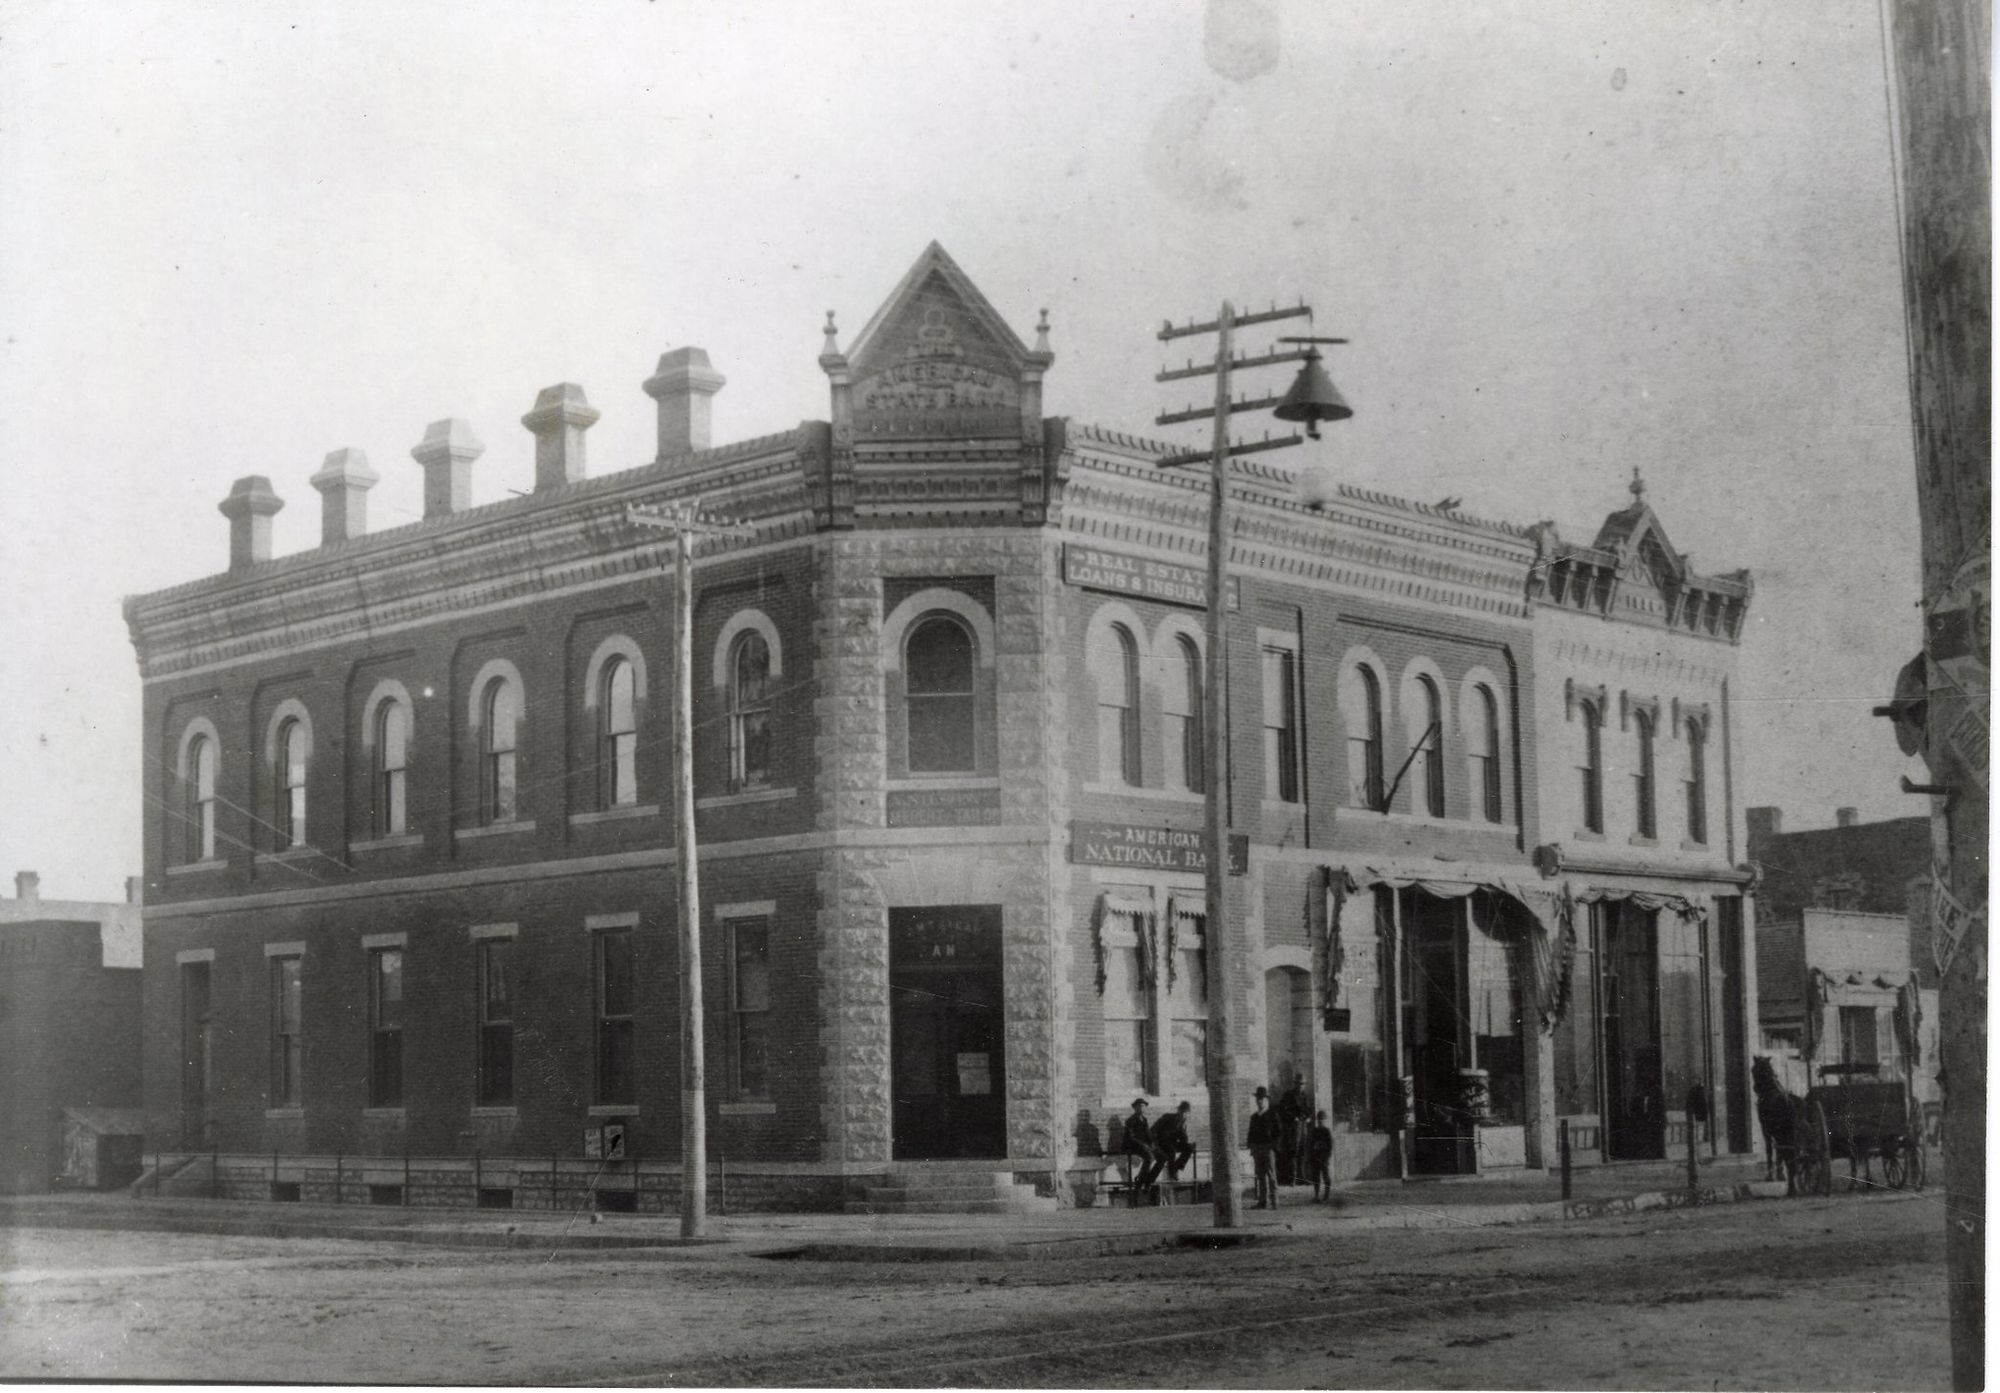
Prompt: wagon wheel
<box><xmin>1799</xmin><ymin>1100</ymin><xmax>1833</xmax><ymax>1198</ymax></box>
<box><xmin>1882</xmin><ymin>1138</ymin><xmax>1909</xmax><ymax>1190</ymax></box>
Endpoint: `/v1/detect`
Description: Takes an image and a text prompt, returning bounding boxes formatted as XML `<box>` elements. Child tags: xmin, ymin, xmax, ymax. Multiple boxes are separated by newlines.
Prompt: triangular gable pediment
<box><xmin>841</xmin><ymin>243</ymin><xmax>1041</xmax><ymax>437</ymax></box>
<box><xmin>1594</xmin><ymin>503</ymin><xmax>1687</xmax><ymax>587</ymax></box>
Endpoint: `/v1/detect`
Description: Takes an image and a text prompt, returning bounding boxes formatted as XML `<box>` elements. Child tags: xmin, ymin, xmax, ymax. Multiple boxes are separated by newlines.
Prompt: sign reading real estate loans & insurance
<box><xmin>1063</xmin><ymin>544</ymin><xmax>1239</xmax><ymax>610</ymax></box>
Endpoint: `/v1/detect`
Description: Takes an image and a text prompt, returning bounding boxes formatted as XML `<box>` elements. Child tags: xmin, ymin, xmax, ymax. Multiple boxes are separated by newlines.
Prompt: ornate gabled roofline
<box><xmin>841</xmin><ymin>241</ymin><xmax>1043</xmax><ymax>370</ymax></box>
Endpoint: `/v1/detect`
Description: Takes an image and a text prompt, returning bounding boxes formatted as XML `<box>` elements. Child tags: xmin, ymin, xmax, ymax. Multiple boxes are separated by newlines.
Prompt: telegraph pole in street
<box><xmin>1155</xmin><ymin>301</ymin><xmax>1350</xmax><ymax>1228</ymax></box>
<box><xmin>628</xmin><ymin>502</ymin><xmax>755</xmax><ymax>1239</ymax></box>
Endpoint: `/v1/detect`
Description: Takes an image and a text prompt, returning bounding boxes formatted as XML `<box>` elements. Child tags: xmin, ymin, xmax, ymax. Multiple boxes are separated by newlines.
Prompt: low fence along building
<box><xmin>123</xmin><ymin>245</ymin><xmax>1764</xmax><ymax>1210</ymax></box>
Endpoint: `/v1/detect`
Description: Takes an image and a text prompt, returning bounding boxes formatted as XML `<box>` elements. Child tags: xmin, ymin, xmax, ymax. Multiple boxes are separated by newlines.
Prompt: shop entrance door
<box><xmin>1718</xmin><ymin>898</ymin><xmax>1751</xmax><ymax>1153</ymax></box>
<box><xmin>1599</xmin><ymin>904</ymin><xmax>1666</xmax><ymax>1160</ymax></box>
<box><xmin>1405</xmin><ymin>892</ymin><xmax>1473</xmax><ymax>1175</ymax></box>
<box><xmin>890</xmin><ymin>905</ymin><xmax>1006</xmax><ymax>1160</ymax></box>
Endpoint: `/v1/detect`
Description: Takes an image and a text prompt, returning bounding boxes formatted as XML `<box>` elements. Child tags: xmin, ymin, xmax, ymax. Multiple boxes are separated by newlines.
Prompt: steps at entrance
<box><xmin>844</xmin><ymin>1166</ymin><xmax>1058</xmax><ymax>1216</ymax></box>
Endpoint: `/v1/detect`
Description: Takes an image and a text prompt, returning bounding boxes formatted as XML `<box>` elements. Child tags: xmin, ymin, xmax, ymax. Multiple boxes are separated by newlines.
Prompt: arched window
<box><xmin>1685</xmin><ymin>718</ymin><xmax>1708</xmax><ymax>844</ymax></box>
<box><xmin>729</xmin><ymin>631</ymin><xmax>773</xmax><ymax>790</ymax></box>
<box><xmin>1415</xmin><ymin>676</ymin><xmax>1445</xmax><ymax>817</ymax></box>
<box><xmin>1263</xmin><ymin>646</ymin><xmax>1299</xmax><ymax>803</ymax></box>
<box><xmin>276</xmin><ymin>717</ymin><xmax>307</xmax><ymax>848</ymax></box>
<box><xmin>1470</xmin><ymin>684</ymin><xmax>1502</xmax><ymax>823</ymax></box>
<box><xmin>906</xmin><ymin>615</ymin><xmax>976</xmax><ymax>773</ymax></box>
<box><xmin>1348</xmin><ymin>667</ymin><xmax>1385</xmax><ymax>811</ymax></box>
<box><xmin>1579</xmin><ymin>700</ymin><xmax>1604</xmax><ymax>834</ymax></box>
<box><xmin>481</xmin><ymin>677</ymin><xmax>521</xmax><ymax>823</ymax></box>
<box><xmin>1094</xmin><ymin>624</ymin><xmax>1140</xmax><ymax>785</ymax></box>
<box><xmin>599</xmin><ymin>657</ymin><xmax>638</xmax><ymax>808</ymax></box>
<box><xmin>1164</xmin><ymin>636</ymin><xmax>1204</xmax><ymax>794</ymax></box>
<box><xmin>375</xmin><ymin>700</ymin><xmax>408</xmax><ymax>837</ymax></box>
<box><xmin>184</xmin><ymin>734</ymin><xmax>217</xmax><ymax>862</ymax></box>
<box><xmin>1633</xmin><ymin>710</ymin><xmax>1657</xmax><ymax>839</ymax></box>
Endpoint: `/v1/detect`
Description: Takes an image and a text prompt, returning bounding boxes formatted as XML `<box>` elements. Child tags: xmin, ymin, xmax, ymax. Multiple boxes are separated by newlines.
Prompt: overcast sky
<box><xmin>1</xmin><ymin>0</ymin><xmax>1926</xmax><ymax>902</ymax></box>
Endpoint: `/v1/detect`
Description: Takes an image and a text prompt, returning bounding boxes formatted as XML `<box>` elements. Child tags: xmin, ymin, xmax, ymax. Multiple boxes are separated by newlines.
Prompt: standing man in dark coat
<box><xmin>1306</xmin><ymin>1109</ymin><xmax>1335</xmax><ymax>1200</ymax></box>
<box><xmin>1276</xmin><ymin>1079</ymin><xmax>1308</xmax><ymax>1185</ymax></box>
<box><xmin>1122</xmin><ymin>1098</ymin><xmax>1165</xmax><ymax>1204</ymax></box>
<box><xmin>1247</xmin><ymin>1086</ymin><xmax>1281</xmax><ymax>1209</ymax></box>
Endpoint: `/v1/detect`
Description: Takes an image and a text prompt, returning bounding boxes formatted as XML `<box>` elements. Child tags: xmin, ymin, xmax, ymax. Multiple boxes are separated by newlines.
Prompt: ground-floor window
<box><xmin>727</xmin><ymin>915</ymin><xmax>772</xmax><ymax>1101</ymax></box>
<box><xmin>368</xmin><ymin>948</ymin><xmax>404</xmax><ymax>1108</ymax></box>
<box><xmin>477</xmin><ymin>938</ymin><xmax>514</xmax><ymax>1107</ymax></box>
<box><xmin>1094</xmin><ymin>882</ymin><xmax>1209</xmax><ymax>1101</ymax></box>
<box><xmin>594</xmin><ymin>928</ymin><xmax>635</xmax><ymax>1106</ymax></box>
<box><xmin>270</xmin><ymin>955</ymin><xmax>302</xmax><ymax>1107</ymax></box>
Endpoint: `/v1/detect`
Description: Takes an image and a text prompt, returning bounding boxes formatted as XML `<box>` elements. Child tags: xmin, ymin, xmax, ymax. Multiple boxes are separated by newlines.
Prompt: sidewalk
<box><xmin>0</xmin><ymin>1155</ymin><xmax>1796</xmax><ymax>1262</ymax></box>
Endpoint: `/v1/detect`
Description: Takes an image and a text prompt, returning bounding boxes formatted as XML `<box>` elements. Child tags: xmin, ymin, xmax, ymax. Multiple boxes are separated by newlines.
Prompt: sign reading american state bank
<box><xmin>1063</xmin><ymin>544</ymin><xmax>1239</xmax><ymax>610</ymax></box>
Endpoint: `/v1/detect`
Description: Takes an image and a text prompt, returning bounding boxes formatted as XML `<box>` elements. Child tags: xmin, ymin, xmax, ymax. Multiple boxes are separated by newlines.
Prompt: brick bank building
<box><xmin>127</xmin><ymin>245</ymin><xmax>1763</xmax><ymax>1210</ymax></box>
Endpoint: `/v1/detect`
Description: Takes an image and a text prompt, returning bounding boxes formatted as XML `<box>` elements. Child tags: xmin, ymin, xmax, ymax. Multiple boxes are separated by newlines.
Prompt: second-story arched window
<box><xmin>1579</xmin><ymin>699</ymin><xmax>1604</xmax><ymax>834</ymax></box>
<box><xmin>185</xmin><ymin>733</ymin><xmax>217</xmax><ymax>862</ymax></box>
<box><xmin>1415</xmin><ymin>676</ymin><xmax>1445</xmax><ymax>817</ymax></box>
<box><xmin>375</xmin><ymin>699</ymin><xmax>408</xmax><ymax>837</ymax></box>
<box><xmin>482</xmin><ymin>677</ymin><xmax>521</xmax><ymax>823</ymax></box>
<box><xmin>906</xmin><ymin>614</ymin><xmax>976</xmax><ymax>773</ymax></box>
<box><xmin>599</xmin><ymin>657</ymin><xmax>638</xmax><ymax>808</ymax></box>
<box><xmin>1633</xmin><ymin>710</ymin><xmax>1657</xmax><ymax>839</ymax></box>
<box><xmin>1685</xmin><ymin>717</ymin><xmax>1709</xmax><ymax>844</ymax></box>
<box><xmin>1348</xmin><ymin>667</ymin><xmax>1385</xmax><ymax>811</ymax></box>
<box><xmin>1165</xmin><ymin>636</ymin><xmax>1204</xmax><ymax>794</ymax></box>
<box><xmin>276</xmin><ymin>717</ymin><xmax>307</xmax><ymax>848</ymax></box>
<box><xmin>729</xmin><ymin>631</ymin><xmax>773</xmax><ymax>789</ymax></box>
<box><xmin>1470</xmin><ymin>684</ymin><xmax>1502</xmax><ymax>823</ymax></box>
<box><xmin>1094</xmin><ymin>623</ymin><xmax>1140</xmax><ymax>785</ymax></box>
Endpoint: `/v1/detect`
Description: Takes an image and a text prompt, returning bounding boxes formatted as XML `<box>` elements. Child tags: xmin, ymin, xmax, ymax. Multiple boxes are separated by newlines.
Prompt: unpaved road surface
<box><xmin>0</xmin><ymin>1191</ymin><xmax>1946</xmax><ymax>1388</ymax></box>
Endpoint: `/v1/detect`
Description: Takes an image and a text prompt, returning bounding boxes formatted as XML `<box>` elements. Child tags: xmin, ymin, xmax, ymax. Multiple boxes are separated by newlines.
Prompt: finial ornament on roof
<box><xmin>1629</xmin><ymin>466</ymin><xmax>1646</xmax><ymax>503</ymax></box>
<box><xmin>1034</xmin><ymin>308</ymin><xmax>1051</xmax><ymax>354</ymax></box>
<box><xmin>821</xmin><ymin>311</ymin><xmax>839</xmax><ymax>356</ymax></box>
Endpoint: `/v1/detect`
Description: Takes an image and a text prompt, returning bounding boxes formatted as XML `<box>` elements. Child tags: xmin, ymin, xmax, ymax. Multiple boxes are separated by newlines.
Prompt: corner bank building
<box><xmin>127</xmin><ymin>245</ymin><xmax>1764</xmax><ymax>1210</ymax></box>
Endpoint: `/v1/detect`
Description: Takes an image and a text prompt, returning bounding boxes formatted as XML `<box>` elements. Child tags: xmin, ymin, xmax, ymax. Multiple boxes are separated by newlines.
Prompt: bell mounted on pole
<box><xmin>1273</xmin><ymin>338</ymin><xmax>1354</xmax><ymax>439</ymax></box>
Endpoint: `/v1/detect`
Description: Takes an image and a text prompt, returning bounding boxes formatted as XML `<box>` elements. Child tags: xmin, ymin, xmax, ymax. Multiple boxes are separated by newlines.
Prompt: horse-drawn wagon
<box><xmin>1759</xmin><ymin>1058</ymin><xmax>1925</xmax><ymax>1197</ymax></box>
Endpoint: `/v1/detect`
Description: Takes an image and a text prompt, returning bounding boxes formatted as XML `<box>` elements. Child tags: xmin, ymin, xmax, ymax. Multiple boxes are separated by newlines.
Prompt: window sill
<box><xmin>571</xmin><ymin>804</ymin><xmax>660</xmax><ymax>826</ymax></box>
<box><xmin>695</xmin><ymin>787</ymin><xmax>797</xmax><ymax>810</ymax></box>
<box><xmin>455</xmin><ymin>820</ymin><xmax>537</xmax><ymax>842</ymax></box>
<box><xmin>887</xmin><ymin>774</ymin><xmax>999</xmax><ymax>791</ymax></box>
<box><xmin>166</xmin><ymin>859</ymin><xmax>228</xmax><ymax>877</ymax></box>
<box><xmin>351</xmin><ymin>832</ymin><xmax>424</xmax><ymax>853</ymax></box>
<box><xmin>587</xmin><ymin>1104</ymin><xmax>636</xmax><ymax>1117</ymax></box>
<box><xmin>471</xmin><ymin>1105</ymin><xmax>518</xmax><ymax>1118</ymax></box>
<box><xmin>254</xmin><ymin>847</ymin><xmax>318</xmax><ymax>866</ymax></box>
<box><xmin>1348</xmin><ymin>808</ymin><xmax>1505</xmax><ymax>832</ymax></box>
<box><xmin>1573</xmin><ymin>830</ymin><xmax>1606</xmax><ymax>843</ymax></box>
<box><xmin>719</xmin><ymin>1101</ymin><xmax>777</xmax><ymax>1117</ymax></box>
<box><xmin>362</xmin><ymin>1108</ymin><xmax>406</xmax><ymax>1120</ymax></box>
<box><xmin>1081</xmin><ymin>783</ymin><xmax>1202</xmax><ymax>804</ymax></box>
<box><xmin>1627</xmin><ymin>834</ymin><xmax>1660</xmax><ymax>848</ymax></box>
<box><xmin>264</xmin><ymin>1107</ymin><xmax>304</xmax><ymax>1120</ymax></box>
<box><xmin>1680</xmin><ymin>838</ymin><xmax>1711</xmax><ymax>853</ymax></box>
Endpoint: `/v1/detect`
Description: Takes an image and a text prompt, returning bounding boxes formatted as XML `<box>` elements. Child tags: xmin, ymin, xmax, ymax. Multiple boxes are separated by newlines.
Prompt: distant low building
<box><xmin>0</xmin><ymin>872</ymin><xmax>144</xmax><ymax>1192</ymax></box>
<box><xmin>1746</xmin><ymin>808</ymin><xmax>1937</xmax><ymax>1107</ymax></box>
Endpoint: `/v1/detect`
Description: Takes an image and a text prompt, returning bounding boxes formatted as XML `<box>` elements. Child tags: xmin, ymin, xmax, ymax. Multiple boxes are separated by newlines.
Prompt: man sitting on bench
<box><xmin>1152</xmin><ymin>1100</ymin><xmax>1196</xmax><ymax>1182</ymax></box>
<box><xmin>1122</xmin><ymin>1098</ymin><xmax>1166</xmax><ymax>1204</ymax></box>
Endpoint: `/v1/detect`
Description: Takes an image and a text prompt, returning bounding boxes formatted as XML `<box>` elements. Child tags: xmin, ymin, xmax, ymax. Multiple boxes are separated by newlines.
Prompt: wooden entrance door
<box><xmin>1405</xmin><ymin>892</ymin><xmax>1472</xmax><ymax>1175</ymax></box>
<box><xmin>890</xmin><ymin>906</ymin><xmax>1006</xmax><ymax>1160</ymax></box>
<box><xmin>1600</xmin><ymin>904</ymin><xmax>1666</xmax><ymax>1160</ymax></box>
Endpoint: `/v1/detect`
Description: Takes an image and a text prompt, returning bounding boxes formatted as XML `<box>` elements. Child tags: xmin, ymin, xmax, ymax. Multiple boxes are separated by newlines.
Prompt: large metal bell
<box><xmin>1273</xmin><ymin>347</ymin><xmax>1352</xmax><ymax>438</ymax></box>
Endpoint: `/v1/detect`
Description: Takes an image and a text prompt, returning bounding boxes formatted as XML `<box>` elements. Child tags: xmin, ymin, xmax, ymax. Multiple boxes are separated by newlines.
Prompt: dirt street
<box><xmin>0</xmin><ymin>1191</ymin><xmax>1946</xmax><ymax>1388</ymax></box>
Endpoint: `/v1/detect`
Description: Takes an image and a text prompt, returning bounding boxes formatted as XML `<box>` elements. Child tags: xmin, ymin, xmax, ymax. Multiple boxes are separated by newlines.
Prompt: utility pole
<box><xmin>1876</xmin><ymin>2</ymin><xmax>1989</xmax><ymax>1385</ymax></box>
<box><xmin>1155</xmin><ymin>301</ymin><xmax>1348</xmax><ymax>1228</ymax></box>
<box><xmin>628</xmin><ymin>502</ymin><xmax>755</xmax><ymax>1240</ymax></box>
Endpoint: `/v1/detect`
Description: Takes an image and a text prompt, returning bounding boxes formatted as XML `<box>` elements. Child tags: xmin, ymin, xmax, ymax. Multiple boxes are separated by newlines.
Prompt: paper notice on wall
<box><xmin>1929</xmin><ymin>864</ymin><xmax>1986</xmax><ymax>980</ymax></box>
<box><xmin>956</xmin><ymin>1053</ymin><xmax>992</xmax><ymax>1096</ymax></box>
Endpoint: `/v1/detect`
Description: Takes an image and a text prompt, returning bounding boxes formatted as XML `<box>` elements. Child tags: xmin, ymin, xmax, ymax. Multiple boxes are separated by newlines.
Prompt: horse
<box><xmin>1751</xmin><ymin>1056</ymin><xmax>1809</xmax><ymax>1193</ymax></box>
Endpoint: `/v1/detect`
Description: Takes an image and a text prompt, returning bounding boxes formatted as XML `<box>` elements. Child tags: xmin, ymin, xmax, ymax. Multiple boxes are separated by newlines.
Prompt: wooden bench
<box><xmin>1094</xmin><ymin>1146</ymin><xmax>1204</xmax><ymax>1207</ymax></box>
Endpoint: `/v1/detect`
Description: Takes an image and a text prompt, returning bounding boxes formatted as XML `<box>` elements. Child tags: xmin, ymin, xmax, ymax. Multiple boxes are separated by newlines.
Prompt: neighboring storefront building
<box><xmin>124</xmin><ymin>245</ymin><xmax>1763</xmax><ymax>1209</ymax></box>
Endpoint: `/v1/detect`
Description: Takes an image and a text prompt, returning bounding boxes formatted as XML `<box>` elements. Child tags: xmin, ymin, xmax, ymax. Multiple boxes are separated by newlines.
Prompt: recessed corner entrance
<box><xmin>890</xmin><ymin>904</ymin><xmax>1006</xmax><ymax>1160</ymax></box>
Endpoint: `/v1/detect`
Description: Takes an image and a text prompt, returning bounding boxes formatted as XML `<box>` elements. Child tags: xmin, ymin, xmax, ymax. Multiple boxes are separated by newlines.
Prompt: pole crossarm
<box><xmin>1158</xmin><ymin>303</ymin><xmax>1311</xmax><ymax>340</ymax></box>
<box><xmin>1156</xmin><ymin>393</ymin><xmax>1288</xmax><ymax>425</ymax></box>
<box><xmin>1157</xmin><ymin>434</ymin><xmax>1305</xmax><ymax>469</ymax></box>
<box><xmin>1156</xmin><ymin>348</ymin><xmax>1311</xmax><ymax>383</ymax></box>
<box><xmin>627</xmin><ymin>504</ymin><xmax>758</xmax><ymax>540</ymax></box>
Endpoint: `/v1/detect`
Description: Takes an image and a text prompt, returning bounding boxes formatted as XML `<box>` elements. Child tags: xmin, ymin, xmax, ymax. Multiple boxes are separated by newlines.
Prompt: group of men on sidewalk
<box><xmin>1121</xmin><ymin>1081</ymin><xmax>1335</xmax><ymax>1209</ymax></box>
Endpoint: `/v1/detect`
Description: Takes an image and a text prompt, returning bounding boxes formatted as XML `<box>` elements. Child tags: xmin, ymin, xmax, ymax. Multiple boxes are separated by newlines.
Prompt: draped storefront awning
<box><xmin>1091</xmin><ymin>893</ymin><xmax>1155</xmax><ymax>997</ymax></box>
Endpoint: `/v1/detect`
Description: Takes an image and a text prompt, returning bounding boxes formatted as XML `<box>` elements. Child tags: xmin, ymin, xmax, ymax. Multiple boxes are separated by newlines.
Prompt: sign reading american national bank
<box><xmin>1063</xmin><ymin>544</ymin><xmax>1240</xmax><ymax>610</ymax></box>
<box><xmin>1069</xmin><ymin>820</ymin><xmax>1208</xmax><ymax>872</ymax></box>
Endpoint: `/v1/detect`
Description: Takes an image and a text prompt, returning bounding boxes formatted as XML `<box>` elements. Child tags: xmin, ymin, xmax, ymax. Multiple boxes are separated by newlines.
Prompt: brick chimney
<box><xmin>1745</xmin><ymin>806</ymin><xmax>1782</xmax><ymax>848</ymax></box>
<box><xmin>1836</xmin><ymin>807</ymin><xmax>1859</xmax><ymax>828</ymax></box>
<box><xmin>218</xmin><ymin>475</ymin><xmax>284</xmax><ymax>571</ymax></box>
<box><xmin>125</xmin><ymin>875</ymin><xmax>144</xmax><ymax>905</ymax></box>
<box><xmin>14</xmin><ymin>870</ymin><xmax>38</xmax><ymax>902</ymax></box>
<box><xmin>411</xmin><ymin>418</ymin><xmax>484</xmax><ymax>519</ymax></box>
<box><xmin>521</xmin><ymin>383</ymin><xmax>600</xmax><ymax>491</ymax></box>
<box><xmin>309</xmin><ymin>447</ymin><xmax>379</xmax><ymax>545</ymax></box>
<box><xmin>643</xmin><ymin>348</ymin><xmax>726</xmax><ymax>458</ymax></box>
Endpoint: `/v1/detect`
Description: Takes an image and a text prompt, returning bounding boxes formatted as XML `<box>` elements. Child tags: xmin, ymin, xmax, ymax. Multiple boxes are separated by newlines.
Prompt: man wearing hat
<box><xmin>1153</xmin><ymin>1100</ymin><xmax>1196</xmax><ymax>1183</ymax></box>
<box><xmin>1121</xmin><ymin>1097</ymin><xmax>1166</xmax><ymax>1204</ymax></box>
<box><xmin>1247</xmin><ymin>1086</ymin><xmax>1282</xmax><ymax>1209</ymax></box>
